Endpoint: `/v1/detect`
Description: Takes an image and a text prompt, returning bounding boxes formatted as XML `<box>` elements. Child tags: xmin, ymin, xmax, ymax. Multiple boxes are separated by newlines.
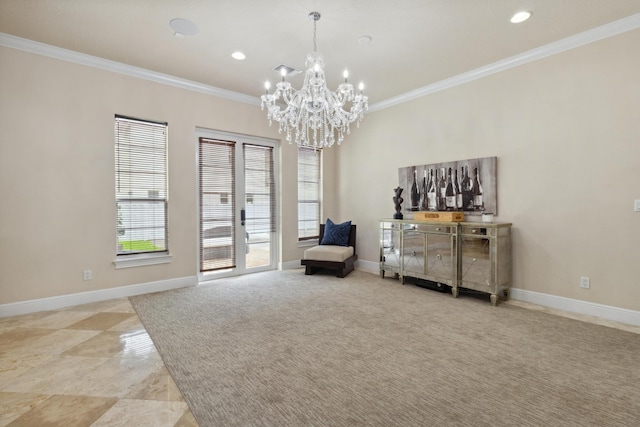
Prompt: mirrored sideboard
<box><xmin>379</xmin><ymin>219</ymin><xmax>512</xmax><ymax>305</ymax></box>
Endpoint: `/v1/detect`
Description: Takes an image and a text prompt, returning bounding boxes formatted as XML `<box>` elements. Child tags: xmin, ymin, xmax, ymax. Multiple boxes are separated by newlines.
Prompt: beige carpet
<box><xmin>130</xmin><ymin>270</ymin><xmax>640</xmax><ymax>426</ymax></box>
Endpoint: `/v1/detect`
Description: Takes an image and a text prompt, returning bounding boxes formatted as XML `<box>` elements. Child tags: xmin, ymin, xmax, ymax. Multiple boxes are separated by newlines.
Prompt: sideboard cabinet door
<box><xmin>458</xmin><ymin>223</ymin><xmax>512</xmax><ymax>305</ymax></box>
<box><xmin>380</xmin><ymin>220</ymin><xmax>401</xmax><ymax>279</ymax></box>
<box><xmin>402</xmin><ymin>226</ymin><xmax>426</xmax><ymax>279</ymax></box>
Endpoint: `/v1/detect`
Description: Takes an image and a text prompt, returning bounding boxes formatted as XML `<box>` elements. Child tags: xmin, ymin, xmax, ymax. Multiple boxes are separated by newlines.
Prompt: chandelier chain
<box><xmin>313</xmin><ymin>16</ymin><xmax>317</xmax><ymax>52</ymax></box>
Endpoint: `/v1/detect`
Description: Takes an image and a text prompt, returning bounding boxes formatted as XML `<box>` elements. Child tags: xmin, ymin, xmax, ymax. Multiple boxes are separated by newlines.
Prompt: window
<box><xmin>115</xmin><ymin>115</ymin><xmax>168</xmax><ymax>255</ymax></box>
<box><xmin>298</xmin><ymin>147</ymin><xmax>322</xmax><ymax>241</ymax></box>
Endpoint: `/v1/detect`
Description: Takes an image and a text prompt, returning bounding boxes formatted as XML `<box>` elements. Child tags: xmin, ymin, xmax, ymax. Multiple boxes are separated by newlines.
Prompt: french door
<box><xmin>197</xmin><ymin>129</ymin><xmax>278</xmax><ymax>277</ymax></box>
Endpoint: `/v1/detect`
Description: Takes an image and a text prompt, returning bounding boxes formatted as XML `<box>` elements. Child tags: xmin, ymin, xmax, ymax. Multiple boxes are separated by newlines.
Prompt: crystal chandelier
<box><xmin>261</xmin><ymin>12</ymin><xmax>368</xmax><ymax>149</ymax></box>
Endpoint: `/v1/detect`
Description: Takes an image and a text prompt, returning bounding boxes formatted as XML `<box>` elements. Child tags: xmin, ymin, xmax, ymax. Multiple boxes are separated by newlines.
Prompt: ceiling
<box><xmin>2</xmin><ymin>0</ymin><xmax>640</xmax><ymax>106</ymax></box>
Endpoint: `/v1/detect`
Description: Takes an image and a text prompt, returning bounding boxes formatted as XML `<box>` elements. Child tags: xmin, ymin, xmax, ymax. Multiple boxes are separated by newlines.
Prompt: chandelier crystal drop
<box><xmin>261</xmin><ymin>11</ymin><xmax>368</xmax><ymax>149</ymax></box>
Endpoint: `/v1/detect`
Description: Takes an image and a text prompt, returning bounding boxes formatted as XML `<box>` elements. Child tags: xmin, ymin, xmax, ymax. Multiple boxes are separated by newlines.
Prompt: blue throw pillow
<box><xmin>321</xmin><ymin>218</ymin><xmax>352</xmax><ymax>246</ymax></box>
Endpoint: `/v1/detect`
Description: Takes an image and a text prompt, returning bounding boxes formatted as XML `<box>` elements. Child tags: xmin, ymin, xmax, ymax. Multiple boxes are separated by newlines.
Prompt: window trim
<box><xmin>114</xmin><ymin>114</ymin><xmax>169</xmax><ymax>259</ymax></box>
<box><xmin>297</xmin><ymin>146</ymin><xmax>322</xmax><ymax>242</ymax></box>
<box><xmin>113</xmin><ymin>253</ymin><xmax>172</xmax><ymax>269</ymax></box>
<box><xmin>198</xmin><ymin>138</ymin><xmax>237</xmax><ymax>273</ymax></box>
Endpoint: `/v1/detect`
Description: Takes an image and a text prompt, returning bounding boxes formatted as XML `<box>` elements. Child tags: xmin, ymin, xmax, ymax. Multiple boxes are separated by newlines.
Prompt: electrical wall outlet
<box><xmin>635</xmin><ymin>200</ymin><xmax>640</xmax><ymax>212</ymax></box>
<box><xmin>83</xmin><ymin>270</ymin><xmax>92</xmax><ymax>280</ymax></box>
<box><xmin>580</xmin><ymin>276</ymin><xmax>590</xmax><ymax>289</ymax></box>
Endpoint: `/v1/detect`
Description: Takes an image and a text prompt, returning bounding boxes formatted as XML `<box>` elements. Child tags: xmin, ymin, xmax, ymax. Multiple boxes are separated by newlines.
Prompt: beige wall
<box><xmin>0</xmin><ymin>45</ymin><xmax>327</xmax><ymax>305</ymax></box>
<box><xmin>337</xmin><ymin>29</ymin><xmax>640</xmax><ymax>311</ymax></box>
<box><xmin>2</xmin><ymin>28</ymin><xmax>639</xmax><ymax>313</ymax></box>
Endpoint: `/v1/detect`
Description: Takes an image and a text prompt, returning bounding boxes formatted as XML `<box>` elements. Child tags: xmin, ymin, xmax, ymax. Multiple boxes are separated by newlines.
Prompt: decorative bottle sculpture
<box><xmin>393</xmin><ymin>187</ymin><xmax>404</xmax><ymax>219</ymax></box>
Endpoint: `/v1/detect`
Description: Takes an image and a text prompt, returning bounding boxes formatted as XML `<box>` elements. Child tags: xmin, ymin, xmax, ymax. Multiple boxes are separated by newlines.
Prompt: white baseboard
<box><xmin>510</xmin><ymin>288</ymin><xmax>640</xmax><ymax>327</ymax></box>
<box><xmin>21</xmin><ymin>268</ymin><xmax>626</xmax><ymax>329</ymax></box>
<box><xmin>281</xmin><ymin>260</ymin><xmax>303</xmax><ymax>270</ymax></box>
<box><xmin>355</xmin><ymin>259</ymin><xmax>379</xmax><ymax>275</ymax></box>
<box><xmin>0</xmin><ymin>276</ymin><xmax>197</xmax><ymax>318</ymax></box>
<box><xmin>351</xmin><ymin>263</ymin><xmax>640</xmax><ymax>327</ymax></box>
<box><xmin>342</xmin><ymin>258</ymin><xmax>640</xmax><ymax>327</ymax></box>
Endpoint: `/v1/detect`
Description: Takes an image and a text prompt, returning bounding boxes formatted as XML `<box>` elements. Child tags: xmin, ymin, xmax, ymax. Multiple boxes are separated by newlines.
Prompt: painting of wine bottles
<box><xmin>398</xmin><ymin>156</ymin><xmax>497</xmax><ymax>215</ymax></box>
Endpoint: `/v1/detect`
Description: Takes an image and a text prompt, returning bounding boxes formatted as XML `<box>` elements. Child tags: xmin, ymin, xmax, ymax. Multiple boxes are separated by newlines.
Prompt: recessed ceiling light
<box><xmin>358</xmin><ymin>35</ymin><xmax>372</xmax><ymax>45</ymax></box>
<box><xmin>510</xmin><ymin>11</ymin><xmax>532</xmax><ymax>24</ymax></box>
<box><xmin>169</xmin><ymin>18</ymin><xmax>199</xmax><ymax>37</ymax></box>
<box><xmin>232</xmin><ymin>51</ymin><xmax>246</xmax><ymax>60</ymax></box>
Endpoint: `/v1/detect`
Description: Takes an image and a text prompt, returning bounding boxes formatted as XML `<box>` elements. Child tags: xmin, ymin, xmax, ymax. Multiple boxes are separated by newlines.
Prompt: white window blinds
<box><xmin>199</xmin><ymin>138</ymin><xmax>236</xmax><ymax>272</ymax></box>
<box><xmin>244</xmin><ymin>143</ymin><xmax>276</xmax><ymax>235</ymax></box>
<box><xmin>298</xmin><ymin>147</ymin><xmax>322</xmax><ymax>241</ymax></box>
<box><xmin>115</xmin><ymin>115</ymin><xmax>168</xmax><ymax>255</ymax></box>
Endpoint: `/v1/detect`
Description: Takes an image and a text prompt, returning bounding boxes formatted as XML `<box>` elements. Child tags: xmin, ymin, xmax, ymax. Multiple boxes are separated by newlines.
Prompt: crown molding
<box><xmin>0</xmin><ymin>32</ymin><xmax>260</xmax><ymax>106</ymax></box>
<box><xmin>2</xmin><ymin>12</ymin><xmax>639</xmax><ymax>112</ymax></box>
<box><xmin>368</xmin><ymin>13</ymin><xmax>640</xmax><ymax>112</ymax></box>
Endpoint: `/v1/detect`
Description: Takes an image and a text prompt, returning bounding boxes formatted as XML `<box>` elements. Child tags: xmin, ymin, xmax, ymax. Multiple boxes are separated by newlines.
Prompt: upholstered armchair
<box><xmin>301</xmin><ymin>220</ymin><xmax>357</xmax><ymax>278</ymax></box>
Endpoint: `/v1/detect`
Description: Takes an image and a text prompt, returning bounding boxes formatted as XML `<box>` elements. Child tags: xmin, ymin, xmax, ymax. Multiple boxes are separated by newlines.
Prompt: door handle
<box><xmin>241</xmin><ymin>208</ymin><xmax>246</xmax><ymax>226</ymax></box>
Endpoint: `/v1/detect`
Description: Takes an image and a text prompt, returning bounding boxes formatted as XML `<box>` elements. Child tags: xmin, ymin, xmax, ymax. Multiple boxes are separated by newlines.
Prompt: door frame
<box><xmin>195</xmin><ymin>128</ymin><xmax>279</xmax><ymax>281</ymax></box>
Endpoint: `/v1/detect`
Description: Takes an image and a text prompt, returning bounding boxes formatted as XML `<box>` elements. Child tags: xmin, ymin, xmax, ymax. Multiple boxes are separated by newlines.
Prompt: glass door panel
<box><xmin>243</xmin><ymin>143</ymin><xmax>275</xmax><ymax>269</ymax></box>
<box><xmin>199</xmin><ymin>139</ymin><xmax>237</xmax><ymax>272</ymax></box>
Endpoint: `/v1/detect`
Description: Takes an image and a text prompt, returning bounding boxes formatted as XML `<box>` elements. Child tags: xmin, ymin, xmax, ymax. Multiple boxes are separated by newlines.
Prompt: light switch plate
<box><xmin>635</xmin><ymin>200</ymin><xmax>640</xmax><ymax>212</ymax></box>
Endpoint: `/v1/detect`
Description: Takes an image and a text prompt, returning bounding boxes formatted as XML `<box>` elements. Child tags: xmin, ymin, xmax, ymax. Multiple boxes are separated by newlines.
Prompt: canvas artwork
<box><xmin>398</xmin><ymin>156</ymin><xmax>497</xmax><ymax>216</ymax></box>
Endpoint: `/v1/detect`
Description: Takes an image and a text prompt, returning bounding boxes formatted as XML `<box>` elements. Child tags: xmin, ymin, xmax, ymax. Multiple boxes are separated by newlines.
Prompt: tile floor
<box><xmin>0</xmin><ymin>298</ymin><xmax>198</xmax><ymax>426</ymax></box>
